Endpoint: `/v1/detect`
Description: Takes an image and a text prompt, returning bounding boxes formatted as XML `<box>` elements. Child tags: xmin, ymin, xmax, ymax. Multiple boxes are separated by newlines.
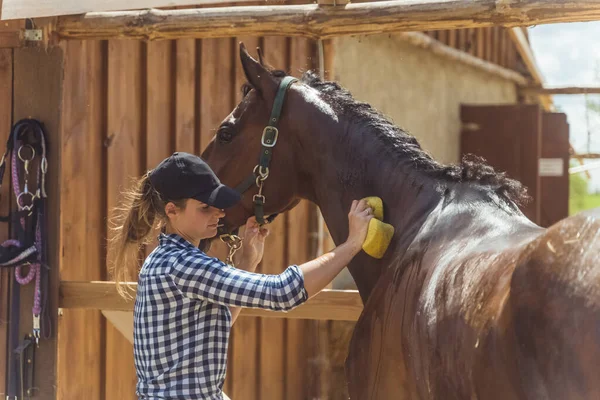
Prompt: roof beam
<box><xmin>52</xmin><ymin>0</ymin><xmax>600</xmax><ymax>41</ymax></box>
<box><xmin>523</xmin><ymin>86</ymin><xmax>600</xmax><ymax>95</ymax></box>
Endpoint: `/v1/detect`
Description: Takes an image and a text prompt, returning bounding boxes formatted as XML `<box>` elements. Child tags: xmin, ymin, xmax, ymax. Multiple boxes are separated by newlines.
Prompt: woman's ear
<box><xmin>164</xmin><ymin>202</ymin><xmax>178</xmax><ymax>221</ymax></box>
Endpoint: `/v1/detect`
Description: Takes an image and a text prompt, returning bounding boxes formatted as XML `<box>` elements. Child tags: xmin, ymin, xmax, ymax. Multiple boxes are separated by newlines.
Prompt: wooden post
<box><xmin>12</xmin><ymin>45</ymin><xmax>64</xmax><ymax>400</ymax></box>
<box><xmin>52</xmin><ymin>1</ymin><xmax>600</xmax><ymax>41</ymax></box>
<box><xmin>0</xmin><ymin>47</ymin><xmax>12</xmax><ymax>398</ymax></box>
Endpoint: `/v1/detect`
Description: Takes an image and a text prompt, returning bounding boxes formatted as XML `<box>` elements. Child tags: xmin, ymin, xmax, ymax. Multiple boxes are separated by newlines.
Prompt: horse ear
<box><xmin>239</xmin><ymin>42</ymin><xmax>278</xmax><ymax>99</ymax></box>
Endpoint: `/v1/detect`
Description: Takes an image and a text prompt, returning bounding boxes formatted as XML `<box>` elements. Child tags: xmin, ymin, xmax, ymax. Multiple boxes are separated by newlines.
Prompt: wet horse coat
<box><xmin>202</xmin><ymin>44</ymin><xmax>600</xmax><ymax>399</ymax></box>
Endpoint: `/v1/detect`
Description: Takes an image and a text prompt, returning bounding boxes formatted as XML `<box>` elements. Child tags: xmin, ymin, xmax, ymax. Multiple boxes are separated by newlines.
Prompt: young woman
<box><xmin>109</xmin><ymin>152</ymin><xmax>373</xmax><ymax>400</ymax></box>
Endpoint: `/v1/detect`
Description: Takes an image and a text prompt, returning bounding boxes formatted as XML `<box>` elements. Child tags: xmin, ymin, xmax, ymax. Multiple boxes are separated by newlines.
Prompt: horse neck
<box><xmin>293</xmin><ymin>116</ymin><xmax>443</xmax><ymax>302</ymax></box>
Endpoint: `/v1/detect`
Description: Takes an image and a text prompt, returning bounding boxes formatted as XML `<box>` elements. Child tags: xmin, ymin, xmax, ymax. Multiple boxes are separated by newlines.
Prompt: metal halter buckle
<box><xmin>261</xmin><ymin>126</ymin><xmax>278</xmax><ymax>148</ymax></box>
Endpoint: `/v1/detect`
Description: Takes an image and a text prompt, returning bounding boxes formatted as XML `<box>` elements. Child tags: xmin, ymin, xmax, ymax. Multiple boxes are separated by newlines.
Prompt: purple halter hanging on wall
<box><xmin>0</xmin><ymin>118</ymin><xmax>49</xmax><ymax>399</ymax></box>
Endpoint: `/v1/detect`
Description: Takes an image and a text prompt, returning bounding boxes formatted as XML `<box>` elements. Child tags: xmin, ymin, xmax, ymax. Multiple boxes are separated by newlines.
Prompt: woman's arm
<box><xmin>229</xmin><ymin>219</ymin><xmax>268</xmax><ymax>324</ymax></box>
<box><xmin>171</xmin><ymin>200</ymin><xmax>372</xmax><ymax>318</ymax></box>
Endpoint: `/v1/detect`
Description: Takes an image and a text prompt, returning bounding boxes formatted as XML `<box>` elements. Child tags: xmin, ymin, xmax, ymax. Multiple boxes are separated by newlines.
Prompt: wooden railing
<box><xmin>59</xmin><ymin>281</ymin><xmax>364</xmax><ymax>321</ymax></box>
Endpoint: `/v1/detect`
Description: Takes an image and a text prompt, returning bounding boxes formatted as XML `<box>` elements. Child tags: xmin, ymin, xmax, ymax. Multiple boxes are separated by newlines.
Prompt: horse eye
<box><xmin>217</xmin><ymin>128</ymin><xmax>234</xmax><ymax>144</ymax></box>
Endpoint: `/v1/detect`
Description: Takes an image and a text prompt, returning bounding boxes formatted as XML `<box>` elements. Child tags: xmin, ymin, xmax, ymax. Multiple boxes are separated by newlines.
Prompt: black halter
<box><xmin>235</xmin><ymin>75</ymin><xmax>298</xmax><ymax>225</ymax></box>
<box><xmin>218</xmin><ymin>76</ymin><xmax>297</xmax><ymax>264</ymax></box>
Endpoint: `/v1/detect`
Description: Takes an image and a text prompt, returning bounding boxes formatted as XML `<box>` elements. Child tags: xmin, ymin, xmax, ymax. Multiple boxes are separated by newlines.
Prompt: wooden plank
<box><xmin>199</xmin><ymin>38</ymin><xmax>233</xmax><ymax>263</ymax></box>
<box><xmin>59</xmin><ymin>281</ymin><xmax>364</xmax><ymax>320</ymax></box>
<box><xmin>447</xmin><ymin>29</ymin><xmax>456</xmax><ymax>48</ymax></box>
<box><xmin>227</xmin><ymin>33</ymin><xmax>259</xmax><ymax>400</ymax></box>
<box><xmin>507</xmin><ymin>35</ymin><xmax>516</xmax><ymax>70</ymax></box>
<box><xmin>198</xmin><ymin>37</ymin><xmax>234</xmax><ymax>395</ymax></box>
<box><xmin>484</xmin><ymin>27</ymin><xmax>492</xmax><ymax>62</ymax></box>
<box><xmin>13</xmin><ymin>44</ymin><xmax>63</xmax><ymax>400</ymax></box>
<box><xmin>457</xmin><ymin>28</ymin><xmax>466</xmax><ymax>52</ymax></box>
<box><xmin>146</xmin><ymin>40</ymin><xmax>174</xmax><ymax>166</ymax></box>
<box><xmin>258</xmin><ymin>36</ymin><xmax>287</xmax><ymax>400</ymax></box>
<box><xmin>54</xmin><ymin>1</ymin><xmax>600</xmax><ymax>41</ymax></box>
<box><xmin>499</xmin><ymin>27</ymin><xmax>507</xmax><ymax>68</ymax></box>
<box><xmin>286</xmin><ymin>35</ymin><xmax>314</xmax><ymax>400</ymax></box>
<box><xmin>105</xmin><ymin>38</ymin><xmax>142</xmax><ymax>400</ymax></box>
<box><xmin>175</xmin><ymin>38</ymin><xmax>196</xmax><ymax>154</ymax></box>
<box><xmin>0</xmin><ymin>47</ymin><xmax>11</xmax><ymax>398</ymax></box>
<box><xmin>57</xmin><ymin>39</ymin><xmax>105</xmax><ymax>400</ymax></box>
<box><xmin>1</xmin><ymin>0</ymin><xmax>259</xmax><ymax>20</ymax></box>
<box><xmin>437</xmin><ymin>30</ymin><xmax>448</xmax><ymax>45</ymax></box>
<box><xmin>102</xmin><ymin>310</ymin><xmax>133</xmax><ymax>344</ymax></box>
<box><xmin>0</xmin><ymin>19</ymin><xmax>24</xmax><ymax>47</ymax></box>
<box><xmin>145</xmin><ymin>39</ymin><xmax>173</xmax><ymax>256</ymax></box>
<box><xmin>475</xmin><ymin>28</ymin><xmax>484</xmax><ymax>58</ymax></box>
<box><xmin>492</xmin><ymin>26</ymin><xmax>500</xmax><ymax>64</ymax></box>
<box><xmin>571</xmin><ymin>153</ymin><xmax>600</xmax><ymax>159</ymax></box>
<box><xmin>522</xmin><ymin>86</ymin><xmax>600</xmax><ymax>95</ymax></box>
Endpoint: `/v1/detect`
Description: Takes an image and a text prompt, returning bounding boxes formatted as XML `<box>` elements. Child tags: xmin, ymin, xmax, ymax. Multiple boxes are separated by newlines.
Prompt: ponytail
<box><xmin>108</xmin><ymin>172</ymin><xmax>162</xmax><ymax>299</ymax></box>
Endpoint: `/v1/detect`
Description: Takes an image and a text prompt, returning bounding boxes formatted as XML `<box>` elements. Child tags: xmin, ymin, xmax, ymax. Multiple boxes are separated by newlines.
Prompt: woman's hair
<box><xmin>108</xmin><ymin>171</ymin><xmax>186</xmax><ymax>298</ymax></box>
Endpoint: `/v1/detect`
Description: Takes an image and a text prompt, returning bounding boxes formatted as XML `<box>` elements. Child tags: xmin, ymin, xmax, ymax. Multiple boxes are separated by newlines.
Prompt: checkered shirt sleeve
<box><xmin>170</xmin><ymin>251</ymin><xmax>308</xmax><ymax>311</ymax></box>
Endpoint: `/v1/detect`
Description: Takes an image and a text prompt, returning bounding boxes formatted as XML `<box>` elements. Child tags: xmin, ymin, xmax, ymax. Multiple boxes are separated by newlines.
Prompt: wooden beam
<box><xmin>507</xmin><ymin>26</ymin><xmax>554</xmax><ymax>111</ymax></box>
<box><xmin>570</xmin><ymin>161</ymin><xmax>600</xmax><ymax>174</ymax></box>
<box><xmin>102</xmin><ymin>311</ymin><xmax>134</xmax><ymax>344</ymax></box>
<box><xmin>523</xmin><ymin>86</ymin><xmax>600</xmax><ymax>95</ymax></box>
<box><xmin>572</xmin><ymin>153</ymin><xmax>600</xmax><ymax>159</ymax></box>
<box><xmin>1</xmin><ymin>0</ymin><xmax>259</xmax><ymax>20</ymax></box>
<box><xmin>53</xmin><ymin>1</ymin><xmax>600</xmax><ymax>41</ymax></box>
<box><xmin>59</xmin><ymin>281</ymin><xmax>364</xmax><ymax>321</ymax></box>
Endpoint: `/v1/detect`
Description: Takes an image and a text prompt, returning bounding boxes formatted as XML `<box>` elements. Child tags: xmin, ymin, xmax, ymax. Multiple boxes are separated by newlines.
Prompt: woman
<box><xmin>109</xmin><ymin>152</ymin><xmax>373</xmax><ymax>400</ymax></box>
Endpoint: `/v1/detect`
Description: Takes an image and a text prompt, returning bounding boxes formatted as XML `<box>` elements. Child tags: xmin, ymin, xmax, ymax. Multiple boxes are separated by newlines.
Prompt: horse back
<box><xmin>509</xmin><ymin>208</ymin><xmax>600</xmax><ymax>399</ymax></box>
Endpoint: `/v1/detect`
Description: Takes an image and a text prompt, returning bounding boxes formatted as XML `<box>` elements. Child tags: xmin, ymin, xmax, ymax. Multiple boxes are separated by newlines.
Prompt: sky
<box><xmin>528</xmin><ymin>22</ymin><xmax>600</xmax><ymax>192</ymax></box>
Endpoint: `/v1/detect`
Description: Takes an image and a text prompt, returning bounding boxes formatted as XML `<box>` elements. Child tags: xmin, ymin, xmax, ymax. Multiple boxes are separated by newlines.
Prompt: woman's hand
<box><xmin>345</xmin><ymin>199</ymin><xmax>374</xmax><ymax>254</ymax></box>
<box><xmin>237</xmin><ymin>216</ymin><xmax>269</xmax><ymax>271</ymax></box>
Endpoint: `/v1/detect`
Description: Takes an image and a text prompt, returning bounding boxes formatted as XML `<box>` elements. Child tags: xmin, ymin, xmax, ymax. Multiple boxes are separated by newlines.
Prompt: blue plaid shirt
<box><xmin>134</xmin><ymin>233</ymin><xmax>308</xmax><ymax>399</ymax></box>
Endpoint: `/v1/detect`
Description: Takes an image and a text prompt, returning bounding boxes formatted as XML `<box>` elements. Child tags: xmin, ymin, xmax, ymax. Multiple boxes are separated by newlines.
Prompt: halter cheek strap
<box><xmin>235</xmin><ymin>75</ymin><xmax>298</xmax><ymax>225</ymax></box>
<box><xmin>219</xmin><ymin>76</ymin><xmax>297</xmax><ymax>266</ymax></box>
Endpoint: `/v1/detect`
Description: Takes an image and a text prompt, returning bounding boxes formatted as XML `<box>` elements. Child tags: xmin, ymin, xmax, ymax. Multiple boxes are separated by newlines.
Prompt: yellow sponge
<box><xmin>361</xmin><ymin>197</ymin><xmax>394</xmax><ymax>259</ymax></box>
<box><xmin>362</xmin><ymin>196</ymin><xmax>384</xmax><ymax>221</ymax></box>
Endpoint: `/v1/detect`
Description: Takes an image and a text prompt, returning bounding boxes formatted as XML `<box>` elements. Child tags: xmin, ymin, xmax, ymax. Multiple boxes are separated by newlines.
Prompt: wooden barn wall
<box><xmin>0</xmin><ymin>48</ymin><xmax>12</xmax><ymax>398</ymax></box>
<box><xmin>0</xmin><ymin>20</ymin><xmax>529</xmax><ymax>399</ymax></box>
<box><xmin>57</xmin><ymin>36</ymin><xmax>328</xmax><ymax>399</ymax></box>
<box><xmin>425</xmin><ymin>27</ymin><xmax>519</xmax><ymax>72</ymax></box>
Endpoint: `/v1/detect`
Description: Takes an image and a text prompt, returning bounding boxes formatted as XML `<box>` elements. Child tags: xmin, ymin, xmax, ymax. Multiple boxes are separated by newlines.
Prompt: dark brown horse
<box><xmin>202</xmin><ymin>43</ymin><xmax>600</xmax><ymax>399</ymax></box>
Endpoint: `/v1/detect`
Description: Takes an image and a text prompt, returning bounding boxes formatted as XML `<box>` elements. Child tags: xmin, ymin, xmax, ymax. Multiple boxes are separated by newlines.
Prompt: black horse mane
<box><xmin>241</xmin><ymin>69</ymin><xmax>530</xmax><ymax>206</ymax></box>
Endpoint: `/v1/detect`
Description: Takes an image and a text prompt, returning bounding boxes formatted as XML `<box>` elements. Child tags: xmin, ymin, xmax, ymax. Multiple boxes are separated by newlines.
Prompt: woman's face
<box><xmin>166</xmin><ymin>199</ymin><xmax>226</xmax><ymax>242</ymax></box>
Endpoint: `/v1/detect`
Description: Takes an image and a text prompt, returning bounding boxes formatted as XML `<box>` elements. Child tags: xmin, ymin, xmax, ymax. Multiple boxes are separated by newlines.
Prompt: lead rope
<box><xmin>1</xmin><ymin>119</ymin><xmax>48</xmax><ymax>400</ymax></box>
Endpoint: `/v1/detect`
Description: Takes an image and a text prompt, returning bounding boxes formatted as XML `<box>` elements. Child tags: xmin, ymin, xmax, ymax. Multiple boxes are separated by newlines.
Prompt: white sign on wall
<box><xmin>539</xmin><ymin>158</ymin><xmax>564</xmax><ymax>177</ymax></box>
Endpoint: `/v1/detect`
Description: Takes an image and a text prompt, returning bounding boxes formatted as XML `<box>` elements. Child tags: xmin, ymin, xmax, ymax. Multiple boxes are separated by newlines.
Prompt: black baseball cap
<box><xmin>148</xmin><ymin>152</ymin><xmax>241</xmax><ymax>209</ymax></box>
